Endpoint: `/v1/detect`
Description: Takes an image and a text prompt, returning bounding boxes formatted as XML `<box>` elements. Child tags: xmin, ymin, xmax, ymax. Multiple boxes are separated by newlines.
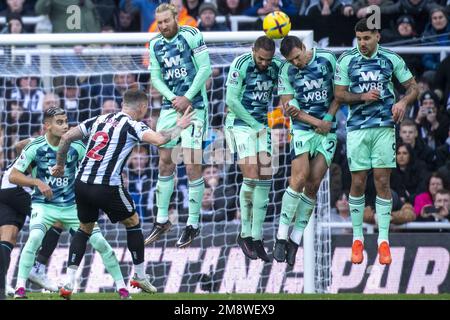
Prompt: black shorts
<box><xmin>0</xmin><ymin>187</ymin><xmax>31</xmax><ymax>230</ymax></box>
<box><xmin>74</xmin><ymin>180</ymin><xmax>136</xmax><ymax>224</ymax></box>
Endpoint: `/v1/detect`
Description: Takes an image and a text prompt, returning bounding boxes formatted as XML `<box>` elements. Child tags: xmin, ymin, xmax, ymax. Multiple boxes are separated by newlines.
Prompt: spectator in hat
<box><xmin>381</xmin><ymin>15</ymin><xmax>423</xmax><ymax>76</ymax></box>
<box><xmin>381</xmin><ymin>14</ymin><xmax>419</xmax><ymax>43</ymax></box>
<box><xmin>422</xmin><ymin>7</ymin><xmax>450</xmax><ymax>71</ymax></box>
<box><xmin>198</xmin><ymin>2</ymin><xmax>230</xmax><ymax>31</ymax></box>
<box><xmin>415</xmin><ymin>90</ymin><xmax>450</xmax><ymax>149</ymax></box>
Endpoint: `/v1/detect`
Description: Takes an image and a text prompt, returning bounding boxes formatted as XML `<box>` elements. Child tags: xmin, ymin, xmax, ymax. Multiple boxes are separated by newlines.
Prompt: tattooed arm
<box><xmin>142</xmin><ymin>106</ymin><xmax>194</xmax><ymax>146</ymax></box>
<box><xmin>51</xmin><ymin>126</ymin><xmax>84</xmax><ymax>177</ymax></box>
<box><xmin>392</xmin><ymin>78</ymin><xmax>419</xmax><ymax>123</ymax></box>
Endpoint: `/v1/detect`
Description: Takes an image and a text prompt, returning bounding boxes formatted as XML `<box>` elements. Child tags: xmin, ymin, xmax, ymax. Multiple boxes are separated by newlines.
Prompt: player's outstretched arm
<box><xmin>9</xmin><ymin>168</ymin><xmax>53</xmax><ymax>199</ymax></box>
<box><xmin>142</xmin><ymin>106</ymin><xmax>194</xmax><ymax>146</ymax></box>
<box><xmin>51</xmin><ymin>126</ymin><xmax>84</xmax><ymax>177</ymax></box>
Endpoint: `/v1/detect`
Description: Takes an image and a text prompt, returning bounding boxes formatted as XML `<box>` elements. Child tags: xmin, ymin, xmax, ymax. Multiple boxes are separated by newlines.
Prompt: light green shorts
<box><xmin>291</xmin><ymin>130</ymin><xmax>337</xmax><ymax>166</ymax></box>
<box><xmin>156</xmin><ymin>108</ymin><xmax>208</xmax><ymax>149</ymax></box>
<box><xmin>346</xmin><ymin>127</ymin><xmax>396</xmax><ymax>172</ymax></box>
<box><xmin>30</xmin><ymin>203</ymin><xmax>80</xmax><ymax>232</ymax></box>
<box><xmin>30</xmin><ymin>202</ymin><xmax>101</xmax><ymax>233</ymax></box>
<box><xmin>225</xmin><ymin>125</ymin><xmax>272</xmax><ymax>160</ymax></box>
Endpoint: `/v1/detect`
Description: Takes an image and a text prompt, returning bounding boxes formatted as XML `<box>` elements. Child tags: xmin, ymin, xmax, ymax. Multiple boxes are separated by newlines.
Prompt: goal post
<box><xmin>1</xmin><ymin>30</ymin><xmax>331</xmax><ymax>294</ymax></box>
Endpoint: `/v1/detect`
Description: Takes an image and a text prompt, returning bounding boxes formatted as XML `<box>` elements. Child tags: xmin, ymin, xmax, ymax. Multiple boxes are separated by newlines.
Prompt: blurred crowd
<box><xmin>0</xmin><ymin>0</ymin><xmax>449</xmax><ymax>231</ymax></box>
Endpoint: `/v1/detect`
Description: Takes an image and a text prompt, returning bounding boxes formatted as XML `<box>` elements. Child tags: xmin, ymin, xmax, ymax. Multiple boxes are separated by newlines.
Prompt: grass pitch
<box><xmin>13</xmin><ymin>293</ymin><xmax>450</xmax><ymax>300</ymax></box>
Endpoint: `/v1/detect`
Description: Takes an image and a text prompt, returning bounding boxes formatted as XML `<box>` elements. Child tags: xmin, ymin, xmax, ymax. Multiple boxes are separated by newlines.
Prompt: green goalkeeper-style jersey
<box><xmin>278</xmin><ymin>47</ymin><xmax>337</xmax><ymax>133</ymax></box>
<box><xmin>149</xmin><ymin>26</ymin><xmax>211</xmax><ymax>110</ymax></box>
<box><xmin>14</xmin><ymin>135</ymin><xmax>86</xmax><ymax>207</ymax></box>
<box><xmin>334</xmin><ymin>45</ymin><xmax>413</xmax><ymax>132</ymax></box>
<box><xmin>225</xmin><ymin>52</ymin><xmax>281</xmax><ymax>129</ymax></box>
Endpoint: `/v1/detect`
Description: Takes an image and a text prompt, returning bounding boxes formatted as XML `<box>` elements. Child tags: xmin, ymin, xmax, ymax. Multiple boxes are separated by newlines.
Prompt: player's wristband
<box><xmin>323</xmin><ymin>113</ymin><xmax>334</xmax><ymax>122</ymax></box>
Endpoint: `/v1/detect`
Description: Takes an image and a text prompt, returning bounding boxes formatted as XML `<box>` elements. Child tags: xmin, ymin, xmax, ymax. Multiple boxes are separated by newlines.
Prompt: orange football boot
<box><xmin>378</xmin><ymin>241</ymin><xmax>392</xmax><ymax>265</ymax></box>
<box><xmin>351</xmin><ymin>240</ymin><xmax>364</xmax><ymax>264</ymax></box>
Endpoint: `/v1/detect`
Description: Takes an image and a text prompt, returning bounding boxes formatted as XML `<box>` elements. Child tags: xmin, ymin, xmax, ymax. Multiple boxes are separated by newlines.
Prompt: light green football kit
<box><xmin>224</xmin><ymin>52</ymin><xmax>281</xmax><ymax>241</ymax></box>
<box><xmin>276</xmin><ymin>48</ymin><xmax>338</xmax><ymax>244</ymax></box>
<box><xmin>278</xmin><ymin>47</ymin><xmax>338</xmax><ymax>167</ymax></box>
<box><xmin>14</xmin><ymin>135</ymin><xmax>123</xmax><ymax>286</ymax></box>
<box><xmin>149</xmin><ymin>26</ymin><xmax>212</xmax><ymax>227</ymax></box>
<box><xmin>334</xmin><ymin>44</ymin><xmax>413</xmax><ymax>243</ymax></box>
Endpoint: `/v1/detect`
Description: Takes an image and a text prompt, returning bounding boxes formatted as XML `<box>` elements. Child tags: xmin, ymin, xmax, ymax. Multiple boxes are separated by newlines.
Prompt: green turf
<box><xmin>11</xmin><ymin>293</ymin><xmax>450</xmax><ymax>300</ymax></box>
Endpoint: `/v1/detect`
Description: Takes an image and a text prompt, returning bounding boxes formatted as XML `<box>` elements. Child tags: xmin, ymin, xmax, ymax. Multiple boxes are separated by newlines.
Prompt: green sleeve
<box><xmin>334</xmin><ymin>54</ymin><xmax>351</xmax><ymax>86</ymax></box>
<box><xmin>149</xmin><ymin>40</ymin><xmax>176</xmax><ymax>101</ymax></box>
<box><xmin>14</xmin><ymin>143</ymin><xmax>36</xmax><ymax>173</ymax></box>
<box><xmin>225</xmin><ymin>57</ymin><xmax>263</xmax><ymax>130</ymax></box>
<box><xmin>392</xmin><ymin>54</ymin><xmax>413</xmax><ymax>84</ymax></box>
<box><xmin>72</xmin><ymin>142</ymin><xmax>86</xmax><ymax>160</ymax></box>
<box><xmin>328</xmin><ymin>52</ymin><xmax>337</xmax><ymax>74</ymax></box>
<box><xmin>278</xmin><ymin>62</ymin><xmax>295</xmax><ymax>96</ymax></box>
<box><xmin>184</xmin><ymin>31</ymin><xmax>212</xmax><ymax>101</ymax></box>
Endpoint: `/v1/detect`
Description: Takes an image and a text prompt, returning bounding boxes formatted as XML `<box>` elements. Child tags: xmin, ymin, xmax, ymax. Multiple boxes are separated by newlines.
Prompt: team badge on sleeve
<box><xmin>15</xmin><ymin>152</ymin><xmax>28</xmax><ymax>170</ymax></box>
<box><xmin>228</xmin><ymin>70</ymin><xmax>240</xmax><ymax>85</ymax></box>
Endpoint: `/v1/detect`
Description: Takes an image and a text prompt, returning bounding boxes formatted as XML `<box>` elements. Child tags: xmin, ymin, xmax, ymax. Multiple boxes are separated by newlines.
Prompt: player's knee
<box><xmin>89</xmin><ymin>232</ymin><xmax>110</xmax><ymax>253</ymax></box>
<box><xmin>305</xmin><ymin>181</ymin><xmax>320</xmax><ymax>196</ymax></box>
<box><xmin>351</xmin><ymin>175</ymin><xmax>366</xmax><ymax>191</ymax></box>
<box><xmin>121</xmin><ymin>213</ymin><xmax>139</xmax><ymax>228</ymax></box>
<box><xmin>291</xmin><ymin>174</ymin><xmax>307</xmax><ymax>191</ymax></box>
<box><xmin>375</xmin><ymin>175</ymin><xmax>390</xmax><ymax>191</ymax></box>
<box><xmin>27</xmin><ymin>228</ymin><xmax>45</xmax><ymax>251</ymax></box>
<box><xmin>186</xmin><ymin>164</ymin><xmax>202</xmax><ymax>181</ymax></box>
<box><xmin>159</xmin><ymin>164</ymin><xmax>176</xmax><ymax>177</ymax></box>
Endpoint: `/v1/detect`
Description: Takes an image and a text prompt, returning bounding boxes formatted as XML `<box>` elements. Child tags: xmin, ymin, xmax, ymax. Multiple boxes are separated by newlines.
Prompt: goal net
<box><xmin>1</xmin><ymin>31</ymin><xmax>331</xmax><ymax>294</ymax></box>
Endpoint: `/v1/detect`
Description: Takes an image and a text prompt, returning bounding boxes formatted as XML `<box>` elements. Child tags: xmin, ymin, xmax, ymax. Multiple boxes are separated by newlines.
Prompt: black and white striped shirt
<box><xmin>77</xmin><ymin>112</ymin><xmax>152</xmax><ymax>186</ymax></box>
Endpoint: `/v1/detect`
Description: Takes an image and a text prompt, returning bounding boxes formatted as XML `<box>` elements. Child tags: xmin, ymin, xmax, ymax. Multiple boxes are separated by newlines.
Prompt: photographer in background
<box><xmin>414</xmin><ymin>90</ymin><xmax>450</xmax><ymax>150</ymax></box>
<box><xmin>417</xmin><ymin>189</ymin><xmax>450</xmax><ymax>222</ymax></box>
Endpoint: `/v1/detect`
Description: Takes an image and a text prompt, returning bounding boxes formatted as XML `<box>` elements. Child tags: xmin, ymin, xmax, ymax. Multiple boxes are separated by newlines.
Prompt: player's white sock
<box><xmin>277</xmin><ymin>224</ymin><xmax>290</xmax><ymax>240</ymax></box>
<box><xmin>186</xmin><ymin>222</ymin><xmax>199</xmax><ymax>229</ymax></box>
<box><xmin>67</xmin><ymin>266</ymin><xmax>78</xmax><ymax>288</ymax></box>
<box><xmin>115</xmin><ymin>279</ymin><xmax>127</xmax><ymax>291</ymax></box>
<box><xmin>156</xmin><ymin>216</ymin><xmax>169</xmax><ymax>224</ymax></box>
<box><xmin>134</xmin><ymin>262</ymin><xmax>145</xmax><ymax>279</ymax></box>
<box><xmin>290</xmin><ymin>230</ymin><xmax>303</xmax><ymax>245</ymax></box>
<box><xmin>377</xmin><ymin>239</ymin><xmax>389</xmax><ymax>246</ymax></box>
